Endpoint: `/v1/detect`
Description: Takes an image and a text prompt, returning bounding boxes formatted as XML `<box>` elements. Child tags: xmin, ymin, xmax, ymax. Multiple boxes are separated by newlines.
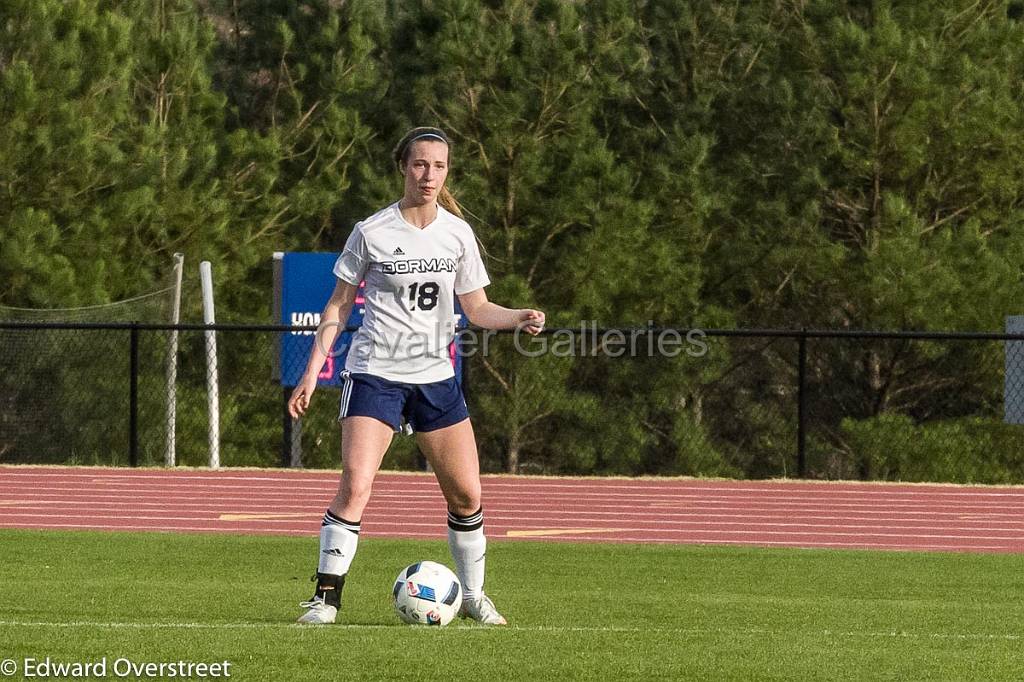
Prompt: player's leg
<box><xmin>298</xmin><ymin>373</ymin><xmax>402</xmax><ymax>624</ymax></box>
<box><xmin>298</xmin><ymin>415</ymin><xmax>393</xmax><ymax>624</ymax></box>
<box><xmin>413</xmin><ymin>388</ymin><xmax>506</xmax><ymax>626</ymax></box>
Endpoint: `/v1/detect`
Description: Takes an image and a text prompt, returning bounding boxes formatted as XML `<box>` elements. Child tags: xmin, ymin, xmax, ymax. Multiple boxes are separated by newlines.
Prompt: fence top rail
<box><xmin>3</xmin><ymin>320</ymin><xmax>1024</xmax><ymax>341</ymax></box>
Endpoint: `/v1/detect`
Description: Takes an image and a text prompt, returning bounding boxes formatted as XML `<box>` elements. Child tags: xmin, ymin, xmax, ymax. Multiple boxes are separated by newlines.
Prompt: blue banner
<box><xmin>279</xmin><ymin>252</ymin><xmax>464</xmax><ymax>387</ymax></box>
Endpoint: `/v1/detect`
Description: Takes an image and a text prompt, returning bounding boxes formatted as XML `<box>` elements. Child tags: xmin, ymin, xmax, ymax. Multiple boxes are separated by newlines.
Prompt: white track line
<box><xmin>0</xmin><ymin>498</ymin><xmax>1008</xmax><ymax>518</ymax></box>
<box><xmin>3</xmin><ymin>487</ymin><xmax>1022</xmax><ymax>514</ymax></box>
<box><xmin>0</xmin><ymin>522</ymin><xmax>1013</xmax><ymax>551</ymax></box>
<box><xmin>0</xmin><ymin>517</ymin><xmax>1020</xmax><ymax>545</ymax></box>
<box><xmin>515</xmin><ymin>536</ymin><xmax>1017</xmax><ymax>551</ymax></box>
<box><xmin>0</xmin><ymin>620</ymin><xmax>1018</xmax><ymax>641</ymax></box>
<box><xmin>2</xmin><ymin>497</ymin><xmax>1022</xmax><ymax>522</ymax></box>
<box><xmin>8</xmin><ymin>477</ymin><xmax>1024</xmax><ymax>501</ymax></box>
<box><xmin>6</xmin><ymin>499</ymin><xmax>1024</xmax><ymax>524</ymax></box>
<box><xmin>4</xmin><ymin>510</ymin><xmax>1023</xmax><ymax>537</ymax></box>
<box><xmin>4</xmin><ymin>469</ymin><xmax>1024</xmax><ymax>498</ymax></box>
<box><xmin>0</xmin><ymin>521</ymin><xmax>311</xmax><ymax>535</ymax></box>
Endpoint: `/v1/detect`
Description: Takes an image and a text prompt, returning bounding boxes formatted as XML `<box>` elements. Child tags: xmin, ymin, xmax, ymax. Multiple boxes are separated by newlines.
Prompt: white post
<box><xmin>200</xmin><ymin>261</ymin><xmax>221</xmax><ymax>469</ymax></box>
<box><xmin>164</xmin><ymin>253</ymin><xmax>184</xmax><ymax>467</ymax></box>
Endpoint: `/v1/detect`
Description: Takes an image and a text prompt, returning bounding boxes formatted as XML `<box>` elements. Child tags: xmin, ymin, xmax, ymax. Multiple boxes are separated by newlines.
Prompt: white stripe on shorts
<box><xmin>338</xmin><ymin>371</ymin><xmax>353</xmax><ymax>420</ymax></box>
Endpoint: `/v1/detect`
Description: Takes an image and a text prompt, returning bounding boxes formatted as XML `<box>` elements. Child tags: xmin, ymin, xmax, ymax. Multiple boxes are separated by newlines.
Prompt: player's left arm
<box><xmin>458</xmin><ymin>288</ymin><xmax>545</xmax><ymax>335</ymax></box>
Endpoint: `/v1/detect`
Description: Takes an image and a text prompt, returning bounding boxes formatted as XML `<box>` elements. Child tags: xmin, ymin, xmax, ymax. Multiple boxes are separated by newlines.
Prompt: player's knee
<box><xmin>446</xmin><ymin>487</ymin><xmax>481</xmax><ymax>517</ymax></box>
<box><xmin>335</xmin><ymin>476</ymin><xmax>374</xmax><ymax>510</ymax></box>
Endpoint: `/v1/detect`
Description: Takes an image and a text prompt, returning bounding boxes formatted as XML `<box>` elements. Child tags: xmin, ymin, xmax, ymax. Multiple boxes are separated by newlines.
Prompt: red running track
<box><xmin>1</xmin><ymin>466</ymin><xmax>1023</xmax><ymax>554</ymax></box>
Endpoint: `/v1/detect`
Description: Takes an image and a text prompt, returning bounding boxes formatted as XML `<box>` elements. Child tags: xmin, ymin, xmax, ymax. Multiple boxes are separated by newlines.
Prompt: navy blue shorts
<box><xmin>338</xmin><ymin>372</ymin><xmax>469</xmax><ymax>433</ymax></box>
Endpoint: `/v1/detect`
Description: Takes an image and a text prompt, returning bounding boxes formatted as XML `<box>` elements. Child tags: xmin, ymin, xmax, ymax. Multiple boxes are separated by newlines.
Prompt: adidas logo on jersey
<box><xmin>393</xmin><ymin>247</ymin><xmax>405</xmax><ymax>255</ymax></box>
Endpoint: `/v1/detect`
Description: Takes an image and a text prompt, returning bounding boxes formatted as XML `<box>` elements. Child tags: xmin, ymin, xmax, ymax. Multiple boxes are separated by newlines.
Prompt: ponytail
<box><xmin>438</xmin><ymin>186</ymin><xmax>465</xmax><ymax>220</ymax></box>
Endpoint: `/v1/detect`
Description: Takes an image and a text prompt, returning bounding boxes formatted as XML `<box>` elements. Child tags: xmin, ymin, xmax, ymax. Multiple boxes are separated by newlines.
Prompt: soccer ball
<box><xmin>392</xmin><ymin>561</ymin><xmax>462</xmax><ymax>626</ymax></box>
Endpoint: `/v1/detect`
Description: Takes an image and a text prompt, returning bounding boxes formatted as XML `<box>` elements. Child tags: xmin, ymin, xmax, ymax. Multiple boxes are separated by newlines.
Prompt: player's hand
<box><xmin>518</xmin><ymin>309</ymin><xmax>545</xmax><ymax>335</ymax></box>
<box><xmin>288</xmin><ymin>378</ymin><xmax>317</xmax><ymax>419</ymax></box>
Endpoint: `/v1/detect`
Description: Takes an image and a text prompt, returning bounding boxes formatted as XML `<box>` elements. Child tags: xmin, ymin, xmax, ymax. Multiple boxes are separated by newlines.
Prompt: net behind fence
<box><xmin>0</xmin><ymin>327</ymin><xmax>158</xmax><ymax>465</ymax></box>
<box><xmin>0</xmin><ymin>274</ymin><xmax>183</xmax><ymax>466</ymax></box>
<box><xmin>807</xmin><ymin>337</ymin><xmax>1024</xmax><ymax>483</ymax></box>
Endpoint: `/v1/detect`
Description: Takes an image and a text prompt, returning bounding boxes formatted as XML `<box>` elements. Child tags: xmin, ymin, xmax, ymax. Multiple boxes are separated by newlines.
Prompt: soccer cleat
<box><xmin>296</xmin><ymin>572</ymin><xmax>344</xmax><ymax>624</ymax></box>
<box><xmin>458</xmin><ymin>594</ymin><xmax>507</xmax><ymax>625</ymax></box>
<box><xmin>296</xmin><ymin>595</ymin><xmax>338</xmax><ymax>624</ymax></box>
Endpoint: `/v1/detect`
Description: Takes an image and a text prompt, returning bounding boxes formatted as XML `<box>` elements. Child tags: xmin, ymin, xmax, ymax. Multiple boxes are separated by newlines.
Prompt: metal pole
<box><xmin>164</xmin><ymin>252</ymin><xmax>184</xmax><ymax>466</ymax></box>
<box><xmin>129</xmin><ymin>323</ymin><xmax>140</xmax><ymax>467</ymax></box>
<box><xmin>200</xmin><ymin>261</ymin><xmax>221</xmax><ymax>469</ymax></box>
<box><xmin>797</xmin><ymin>332</ymin><xmax>808</xmax><ymax>478</ymax></box>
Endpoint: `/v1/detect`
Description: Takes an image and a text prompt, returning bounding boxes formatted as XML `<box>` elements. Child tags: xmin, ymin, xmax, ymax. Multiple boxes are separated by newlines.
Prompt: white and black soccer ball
<box><xmin>392</xmin><ymin>561</ymin><xmax>462</xmax><ymax>626</ymax></box>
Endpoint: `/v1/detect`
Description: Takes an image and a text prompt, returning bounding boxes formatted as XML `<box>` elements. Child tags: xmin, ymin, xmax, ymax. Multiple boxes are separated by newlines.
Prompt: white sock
<box><xmin>447</xmin><ymin>507</ymin><xmax>486</xmax><ymax>601</ymax></box>
<box><xmin>318</xmin><ymin>510</ymin><xmax>360</xmax><ymax>576</ymax></box>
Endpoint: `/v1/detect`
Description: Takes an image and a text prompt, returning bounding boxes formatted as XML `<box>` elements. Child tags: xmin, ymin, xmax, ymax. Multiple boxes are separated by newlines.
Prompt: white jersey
<box><xmin>333</xmin><ymin>202</ymin><xmax>490</xmax><ymax>383</ymax></box>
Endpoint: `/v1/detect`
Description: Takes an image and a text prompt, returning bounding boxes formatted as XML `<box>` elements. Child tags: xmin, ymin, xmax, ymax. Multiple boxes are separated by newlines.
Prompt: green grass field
<box><xmin>0</xmin><ymin>529</ymin><xmax>1022</xmax><ymax>681</ymax></box>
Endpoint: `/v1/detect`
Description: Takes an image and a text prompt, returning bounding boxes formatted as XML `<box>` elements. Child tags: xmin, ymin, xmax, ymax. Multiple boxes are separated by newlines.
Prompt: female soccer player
<box><xmin>288</xmin><ymin>126</ymin><xmax>545</xmax><ymax>625</ymax></box>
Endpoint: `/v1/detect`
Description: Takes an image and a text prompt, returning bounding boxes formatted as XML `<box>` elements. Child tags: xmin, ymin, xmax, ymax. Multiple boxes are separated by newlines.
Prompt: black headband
<box><xmin>408</xmin><ymin>132</ymin><xmax>448</xmax><ymax>145</ymax></box>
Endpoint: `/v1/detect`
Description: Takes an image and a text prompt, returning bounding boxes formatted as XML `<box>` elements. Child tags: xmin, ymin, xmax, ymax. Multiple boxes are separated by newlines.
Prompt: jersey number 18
<box><xmin>408</xmin><ymin>281</ymin><xmax>440</xmax><ymax>311</ymax></box>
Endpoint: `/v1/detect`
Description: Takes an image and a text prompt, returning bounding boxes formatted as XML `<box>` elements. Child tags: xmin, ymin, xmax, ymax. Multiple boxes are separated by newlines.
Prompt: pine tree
<box><xmin>1</xmin><ymin>0</ymin><xmax>137</xmax><ymax>304</ymax></box>
<box><xmin>205</xmin><ymin>0</ymin><xmax>388</xmax><ymax>259</ymax></box>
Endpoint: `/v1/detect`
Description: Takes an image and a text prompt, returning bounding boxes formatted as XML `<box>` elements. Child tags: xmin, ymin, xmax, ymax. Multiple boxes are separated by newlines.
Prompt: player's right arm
<box><xmin>288</xmin><ymin>280</ymin><xmax>359</xmax><ymax>418</ymax></box>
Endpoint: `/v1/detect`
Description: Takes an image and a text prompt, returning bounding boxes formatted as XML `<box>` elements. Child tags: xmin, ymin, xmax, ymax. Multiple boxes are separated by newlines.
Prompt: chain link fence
<box><xmin>2</xmin><ymin>323</ymin><xmax>1024</xmax><ymax>483</ymax></box>
<box><xmin>805</xmin><ymin>335</ymin><xmax>1024</xmax><ymax>483</ymax></box>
